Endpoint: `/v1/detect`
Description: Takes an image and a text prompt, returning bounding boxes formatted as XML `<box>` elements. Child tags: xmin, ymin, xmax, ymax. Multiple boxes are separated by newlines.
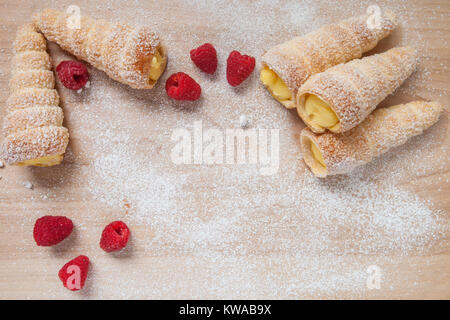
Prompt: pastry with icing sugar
<box><xmin>297</xmin><ymin>46</ymin><xmax>418</xmax><ymax>133</ymax></box>
<box><xmin>260</xmin><ymin>10</ymin><xmax>397</xmax><ymax>109</ymax></box>
<box><xmin>300</xmin><ymin>101</ymin><xmax>444</xmax><ymax>177</ymax></box>
<box><xmin>1</xmin><ymin>24</ymin><xmax>69</xmax><ymax>167</ymax></box>
<box><xmin>33</xmin><ymin>9</ymin><xmax>167</xmax><ymax>89</ymax></box>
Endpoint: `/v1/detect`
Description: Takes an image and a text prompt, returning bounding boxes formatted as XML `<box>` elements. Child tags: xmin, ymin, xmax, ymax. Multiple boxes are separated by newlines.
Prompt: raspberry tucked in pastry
<box><xmin>33</xmin><ymin>9</ymin><xmax>167</xmax><ymax>89</ymax></box>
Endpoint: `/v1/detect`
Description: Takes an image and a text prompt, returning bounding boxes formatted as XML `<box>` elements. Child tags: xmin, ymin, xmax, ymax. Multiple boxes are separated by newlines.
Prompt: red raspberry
<box><xmin>226</xmin><ymin>51</ymin><xmax>255</xmax><ymax>86</ymax></box>
<box><xmin>165</xmin><ymin>72</ymin><xmax>201</xmax><ymax>101</ymax></box>
<box><xmin>33</xmin><ymin>216</ymin><xmax>73</xmax><ymax>246</ymax></box>
<box><xmin>56</xmin><ymin>61</ymin><xmax>89</xmax><ymax>90</ymax></box>
<box><xmin>190</xmin><ymin>43</ymin><xmax>218</xmax><ymax>74</ymax></box>
<box><xmin>58</xmin><ymin>255</ymin><xmax>90</xmax><ymax>291</ymax></box>
<box><xmin>100</xmin><ymin>221</ymin><xmax>131</xmax><ymax>253</ymax></box>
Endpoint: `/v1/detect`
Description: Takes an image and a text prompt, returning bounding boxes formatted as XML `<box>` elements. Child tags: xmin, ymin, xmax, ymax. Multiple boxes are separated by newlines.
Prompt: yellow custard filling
<box><xmin>310</xmin><ymin>142</ymin><xmax>326</xmax><ymax>168</ymax></box>
<box><xmin>15</xmin><ymin>154</ymin><xmax>63</xmax><ymax>167</ymax></box>
<box><xmin>260</xmin><ymin>67</ymin><xmax>292</xmax><ymax>101</ymax></box>
<box><xmin>148</xmin><ymin>50</ymin><xmax>165</xmax><ymax>82</ymax></box>
<box><xmin>305</xmin><ymin>94</ymin><xmax>339</xmax><ymax>129</ymax></box>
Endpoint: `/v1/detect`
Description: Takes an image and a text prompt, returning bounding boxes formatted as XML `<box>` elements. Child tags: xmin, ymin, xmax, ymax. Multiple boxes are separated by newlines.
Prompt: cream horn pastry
<box><xmin>1</xmin><ymin>24</ymin><xmax>69</xmax><ymax>167</ymax></box>
<box><xmin>33</xmin><ymin>9</ymin><xmax>167</xmax><ymax>89</ymax></box>
<box><xmin>300</xmin><ymin>101</ymin><xmax>444</xmax><ymax>177</ymax></box>
<box><xmin>297</xmin><ymin>47</ymin><xmax>418</xmax><ymax>133</ymax></box>
<box><xmin>260</xmin><ymin>10</ymin><xmax>396</xmax><ymax>109</ymax></box>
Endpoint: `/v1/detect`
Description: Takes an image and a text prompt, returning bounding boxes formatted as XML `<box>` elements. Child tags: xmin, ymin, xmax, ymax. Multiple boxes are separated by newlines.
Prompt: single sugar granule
<box><xmin>23</xmin><ymin>181</ymin><xmax>33</xmax><ymax>189</ymax></box>
<box><xmin>240</xmin><ymin>115</ymin><xmax>249</xmax><ymax>128</ymax></box>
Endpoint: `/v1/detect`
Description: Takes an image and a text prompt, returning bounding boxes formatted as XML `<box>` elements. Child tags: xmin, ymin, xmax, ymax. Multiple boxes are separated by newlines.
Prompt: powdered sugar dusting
<box><xmin>0</xmin><ymin>0</ymin><xmax>448</xmax><ymax>299</ymax></box>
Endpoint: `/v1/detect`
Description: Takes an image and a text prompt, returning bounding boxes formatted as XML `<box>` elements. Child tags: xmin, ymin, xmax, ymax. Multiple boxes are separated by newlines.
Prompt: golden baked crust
<box><xmin>10</xmin><ymin>70</ymin><xmax>55</xmax><ymax>92</ymax></box>
<box><xmin>2</xmin><ymin>126</ymin><xmax>69</xmax><ymax>165</ymax></box>
<box><xmin>12</xmin><ymin>51</ymin><xmax>52</xmax><ymax>72</ymax></box>
<box><xmin>7</xmin><ymin>88</ymin><xmax>60</xmax><ymax>111</ymax></box>
<box><xmin>3</xmin><ymin>106</ymin><xmax>64</xmax><ymax>136</ymax></box>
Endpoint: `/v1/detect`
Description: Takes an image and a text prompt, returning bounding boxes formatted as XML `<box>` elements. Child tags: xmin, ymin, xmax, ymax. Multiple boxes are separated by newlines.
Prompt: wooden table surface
<box><xmin>0</xmin><ymin>0</ymin><xmax>449</xmax><ymax>299</ymax></box>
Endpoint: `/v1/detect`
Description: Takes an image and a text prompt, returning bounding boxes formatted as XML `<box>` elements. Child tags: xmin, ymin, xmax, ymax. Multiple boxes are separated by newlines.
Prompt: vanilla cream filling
<box><xmin>15</xmin><ymin>154</ymin><xmax>63</xmax><ymax>167</ymax></box>
<box><xmin>310</xmin><ymin>141</ymin><xmax>326</xmax><ymax>168</ymax></box>
<box><xmin>148</xmin><ymin>49</ymin><xmax>165</xmax><ymax>82</ymax></box>
<box><xmin>260</xmin><ymin>67</ymin><xmax>292</xmax><ymax>102</ymax></box>
<box><xmin>304</xmin><ymin>94</ymin><xmax>339</xmax><ymax>129</ymax></box>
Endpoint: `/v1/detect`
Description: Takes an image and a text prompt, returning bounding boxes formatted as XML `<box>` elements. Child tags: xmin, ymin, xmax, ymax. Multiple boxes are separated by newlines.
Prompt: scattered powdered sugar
<box><xmin>88</xmin><ymin>141</ymin><xmax>183</xmax><ymax>222</ymax></box>
<box><xmin>0</xmin><ymin>0</ymin><xmax>448</xmax><ymax>299</ymax></box>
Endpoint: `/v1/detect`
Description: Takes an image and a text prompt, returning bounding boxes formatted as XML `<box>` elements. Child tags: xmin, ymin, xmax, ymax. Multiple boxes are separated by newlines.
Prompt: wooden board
<box><xmin>0</xmin><ymin>0</ymin><xmax>449</xmax><ymax>299</ymax></box>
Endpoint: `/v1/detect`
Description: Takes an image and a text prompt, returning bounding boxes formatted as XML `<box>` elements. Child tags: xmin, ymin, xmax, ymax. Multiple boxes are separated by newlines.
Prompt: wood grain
<box><xmin>0</xmin><ymin>0</ymin><xmax>449</xmax><ymax>299</ymax></box>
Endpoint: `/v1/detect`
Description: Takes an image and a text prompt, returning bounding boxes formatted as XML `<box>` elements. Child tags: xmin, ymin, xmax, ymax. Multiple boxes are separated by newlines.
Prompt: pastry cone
<box><xmin>260</xmin><ymin>10</ymin><xmax>396</xmax><ymax>109</ymax></box>
<box><xmin>297</xmin><ymin>47</ymin><xmax>418</xmax><ymax>133</ymax></box>
<box><xmin>300</xmin><ymin>101</ymin><xmax>444</xmax><ymax>177</ymax></box>
<box><xmin>1</xmin><ymin>24</ymin><xmax>69</xmax><ymax>167</ymax></box>
<box><xmin>33</xmin><ymin>9</ymin><xmax>167</xmax><ymax>89</ymax></box>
